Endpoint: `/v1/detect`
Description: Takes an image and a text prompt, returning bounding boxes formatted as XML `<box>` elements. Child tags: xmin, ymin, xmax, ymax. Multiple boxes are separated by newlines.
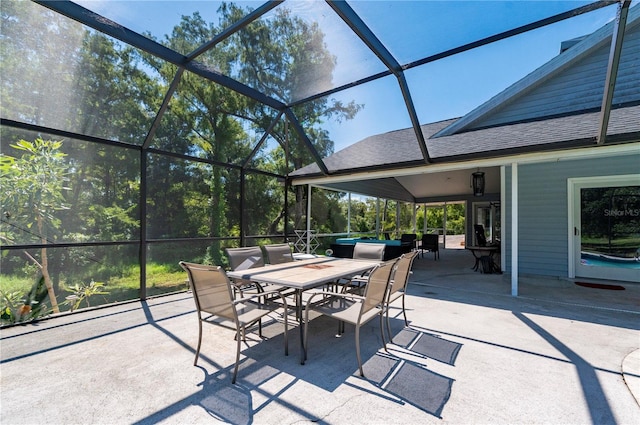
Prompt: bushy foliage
<box><xmin>1</xmin><ymin>277</ymin><xmax>50</xmax><ymax>325</ymax></box>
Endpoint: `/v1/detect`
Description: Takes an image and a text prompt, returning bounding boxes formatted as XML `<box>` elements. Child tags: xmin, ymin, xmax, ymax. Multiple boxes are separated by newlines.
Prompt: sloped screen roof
<box><xmin>2</xmin><ymin>0</ymin><xmax>630</xmax><ymax>180</ymax></box>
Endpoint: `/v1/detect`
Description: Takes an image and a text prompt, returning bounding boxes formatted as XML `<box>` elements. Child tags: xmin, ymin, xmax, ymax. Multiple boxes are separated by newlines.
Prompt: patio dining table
<box><xmin>227</xmin><ymin>256</ymin><xmax>380</xmax><ymax>363</ymax></box>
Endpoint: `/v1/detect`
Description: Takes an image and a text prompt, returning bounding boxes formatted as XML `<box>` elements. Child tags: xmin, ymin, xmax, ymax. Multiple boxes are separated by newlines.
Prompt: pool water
<box><xmin>581</xmin><ymin>252</ymin><xmax>640</xmax><ymax>269</ymax></box>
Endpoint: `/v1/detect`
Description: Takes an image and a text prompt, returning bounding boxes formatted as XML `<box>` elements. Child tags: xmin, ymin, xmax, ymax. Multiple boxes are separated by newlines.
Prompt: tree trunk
<box><xmin>268</xmin><ymin>209</ymin><xmax>285</xmax><ymax>235</ymax></box>
<box><xmin>37</xmin><ymin>215</ymin><xmax>59</xmax><ymax>313</ymax></box>
<box><xmin>40</xmin><ymin>246</ymin><xmax>60</xmax><ymax>314</ymax></box>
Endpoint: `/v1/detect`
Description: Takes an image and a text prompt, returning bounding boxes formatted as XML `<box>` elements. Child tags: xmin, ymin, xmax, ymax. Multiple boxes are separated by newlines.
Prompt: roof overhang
<box><xmin>292</xmin><ymin>141</ymin><xmax>639</xmax><ymax>203</ymax></box>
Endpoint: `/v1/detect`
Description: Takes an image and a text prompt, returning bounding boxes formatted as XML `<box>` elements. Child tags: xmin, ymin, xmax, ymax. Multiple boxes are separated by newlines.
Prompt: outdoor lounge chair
<box><xmin>384</xmin><ymin>251</ymin><xmax>418</xmax><ymax>342</ymax></box>
<box><xmin>179</xmin><ymin>261</ymin><xmax>289</xmax><ymax>384</ymax></box>
<box><xmin>261</xmin><ymin>243</ymin><xmax>300</xmax><ymax>302</ymax></box>
<box><xmin>420</xmin><ymin>233</ymin><xmax>440</xmax><ymax>260</ymax></box>
<box><xmin>226</xmin><ymin>246</ymin><xmax>294</xmax><ymax>302</ymax></box>
<box><xmin>302</xmin><ymin>259</ymin><xmax>397</xmax><ymax>377</ymax></box>
<box><xmin>262</xmin><ymin>243</ymin><xmax>294</xmax><ymax>264</ymax></box>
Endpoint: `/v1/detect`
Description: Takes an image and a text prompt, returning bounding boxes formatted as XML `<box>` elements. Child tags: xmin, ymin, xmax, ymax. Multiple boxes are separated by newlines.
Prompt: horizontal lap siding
<box><xmin>518</xmin><ymin>163</ymin><xmax>569</xmax><ymax>277</ymax></box>
<box><xmin>477</xmin><ymin>26</ymin><xmax>640</xmax><ymax>127</ymax></box>
<box><xmin>504</xmin><ymin>154</ymin><xmax>640</xmax><ymax>278</ymax></box>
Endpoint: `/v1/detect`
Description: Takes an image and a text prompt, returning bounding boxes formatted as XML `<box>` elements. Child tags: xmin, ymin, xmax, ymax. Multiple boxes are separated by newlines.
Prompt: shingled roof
<box><xmin>290</xmin><ymin>103</ymin><xmax>640</xmax><ymax>178</ymax></box>
<box><xmin>290</xmin><ymin>4</ymin><xmax>640</xmax><ymax>180</ymax></box>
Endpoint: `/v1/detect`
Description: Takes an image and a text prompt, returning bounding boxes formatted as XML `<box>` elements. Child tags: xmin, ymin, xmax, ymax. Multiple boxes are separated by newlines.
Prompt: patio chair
<box><xmin>179</xmin><ymin>261</ymin><xmax>289</xmax><ymax>384</ymax></box>
<box><xmin>420</xmin><ymin>233</ymin><xmax>440</xmax><ymax>260</ymax></box>
<box><xmin>303</xmin><ymin>259</ymin><xmax>397</xmax><ymax>377</ymax></box>
<box><xmin>335</xmin><ymin>242</ymin><xmax>385</xmax><ymax>293</ymax></box>
<box><xmin>226</xmin><ymin>246</ymin><xmax>265</xmax><ymax>270</ymax></box>
<box><xmin>225</xmin><ymin>246</ymin><xmax>266</xmax><ymax>296</ymax></box>
<box><xmin>474</xmin><ymin>225</ymin><xmax>488</xmax><ymax>247</ymax></box>
<box><xmin>384</xmin><ymin>251</ymin><xmax>418</xmax><ymax>342</ymax></box>
<box><xmin>262</xmin><ymin>243</ymin><xmax>294</xmax><ymax>264</ymax></box>
<box><xmin>260</xmin><ymin>243</ymin><xmax>300</xmax><ymax>305</ymax></box>
<box><xmin>353</xmin><ymin>242</ymin><xmax>386</xmax><ymax>260</ymax></box>
<box><xmin>400</xmin><ymin>233</ymin><xmax>417</xmax><ymax>253</ymax></box>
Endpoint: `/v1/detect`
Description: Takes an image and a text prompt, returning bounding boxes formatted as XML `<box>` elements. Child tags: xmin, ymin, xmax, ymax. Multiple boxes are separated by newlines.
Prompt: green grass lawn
<box><xmin>1</xmin><ymin>262</ymin><xmax>190</xmax><ymax>325</ymax></box>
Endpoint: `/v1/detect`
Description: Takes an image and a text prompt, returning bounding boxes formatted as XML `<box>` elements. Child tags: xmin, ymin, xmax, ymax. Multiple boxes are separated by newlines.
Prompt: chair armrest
<box><xmin>305</xmin><ymin>291</ymin><xmax>365</xmax><ymax>306</ymax></box>
<box><xmin>337</xmin><ymin>272</ymin><xmax>369</xmax><ymax>282</ymax></box>
<box><xmin>234</xmin><ymin>290</ymin><xmax>288</xmax><ymax>309</ymax></box>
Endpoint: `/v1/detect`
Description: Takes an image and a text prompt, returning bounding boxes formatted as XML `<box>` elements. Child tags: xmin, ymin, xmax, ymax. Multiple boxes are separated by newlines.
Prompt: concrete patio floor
<box><xmin>1</xmin><ymin>248</ymin><xmax>639</xmax><ymax>424</ymax></box>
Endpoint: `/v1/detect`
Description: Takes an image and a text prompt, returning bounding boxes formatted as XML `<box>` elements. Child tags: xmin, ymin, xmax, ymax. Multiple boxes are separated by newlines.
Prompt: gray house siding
<box><xmin>474</xmin><ymin>22</ymin><xmax>640</xmax><ymax>129</ymax></box>
<box><xmin>503</xmin><ymin>153</ymin><xmax>640</xmax><ymax>278</ymax></box>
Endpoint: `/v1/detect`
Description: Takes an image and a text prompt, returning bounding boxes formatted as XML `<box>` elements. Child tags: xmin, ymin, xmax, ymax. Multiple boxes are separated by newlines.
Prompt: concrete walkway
<box><xmin>1</xmin><ymin>249</ymin><xmax>639</xmax><ymax>424</ymax></box>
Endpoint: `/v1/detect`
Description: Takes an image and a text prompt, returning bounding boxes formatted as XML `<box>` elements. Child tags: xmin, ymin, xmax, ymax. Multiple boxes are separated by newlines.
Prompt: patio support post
<box><xmin>511</xmin><ymin>163</ymin><xmax>519</xmax><ymax>296</ymax></box>
<box><xmin>501</xmin><ymin>165</ymin><xmax>507</xmax><ymax>273</ymax></box>
<box><xmin>443</xmin><ymin>203</ymin><xmax>448</xmax><ymax>248</ymax></box>
<box><xmin>347</xmin><ymin>193</ymin><xmax>352</xmax><ymax>236</ymax></box>
<box><xmin>284</xmin><ymin>176</ymin><xmax>289</xmax><ymax>242</ymax></box>
<box><xmin>307</xmin><ymin>184</ymin><xmax>312</xmax><ymax>254</ymax></box>
<box><xmin>423</xmin><ymin>205</ymin><xmax>427</xmax><ymax>234</ymax></box>
<box><xmin>413</xmin><ymin>203</ymin><xmax>417</xmax><ymax>234</ymax></box>
<box><xmin>376</xmin><ymin>198</ymin><xmax>380</xmax><ymax>237</ymax></box>
<box><xmin>596</xmin><ymin>0</ymin><xmax>630</xmax><ymax>145</ymax></box>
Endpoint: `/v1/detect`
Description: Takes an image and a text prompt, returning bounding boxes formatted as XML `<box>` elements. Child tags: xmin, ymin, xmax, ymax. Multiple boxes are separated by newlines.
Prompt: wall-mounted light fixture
<box><xmin>471</xmin><ymin>170</ymin><xmax>485</xmax><ymax>197</ymax></box>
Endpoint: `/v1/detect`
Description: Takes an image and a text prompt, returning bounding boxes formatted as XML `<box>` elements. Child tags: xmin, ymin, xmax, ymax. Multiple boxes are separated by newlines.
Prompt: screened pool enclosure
<box><xmin>1</xmin><ymin>0</ymin><xmax>632</xmax><ymax>320</ymax></box>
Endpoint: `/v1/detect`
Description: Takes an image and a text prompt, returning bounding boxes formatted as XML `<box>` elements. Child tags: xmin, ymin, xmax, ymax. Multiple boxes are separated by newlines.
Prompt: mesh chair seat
<box><xmin>179</xmin><ymin>261</ymin><xmax>289</xmax><ymax>384</ymax></box>
<box><xmin>303</xmin><ymin>259</ymin><xmax>397</xmax><ymax>377</ymax></box>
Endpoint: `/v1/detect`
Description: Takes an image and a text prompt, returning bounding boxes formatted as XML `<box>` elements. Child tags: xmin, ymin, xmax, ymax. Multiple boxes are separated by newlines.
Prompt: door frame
<box><xmin>472</xmin><ymin>201</ymin><xmax>500</xmax><ymax>244</ymax></box>
<box><xmin>567</xmin><ymin>174</ymin><xmax>640</xmax><ymax>280</ymax></box>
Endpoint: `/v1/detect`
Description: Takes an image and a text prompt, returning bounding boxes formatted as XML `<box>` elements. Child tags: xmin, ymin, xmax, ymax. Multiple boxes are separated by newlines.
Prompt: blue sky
<box><xmin>76</xmin><ymin>1</ymin><xmax>626</xmax><ymax>151</ymax></box>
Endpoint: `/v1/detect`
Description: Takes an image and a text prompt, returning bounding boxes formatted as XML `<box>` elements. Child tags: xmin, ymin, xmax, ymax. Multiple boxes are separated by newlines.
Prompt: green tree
<box><xmin>216</xmin><ymin>3</ymin><xmax>362</xmax><ymax>233</ymax></box>
<box><xmin>141</xmin><ymin>4</ymin><xmax>362</xmax><ymax>249</ymax></box>
<box><xmin>141</xmin><ymin>12</ymin><xmax>247</xmax><ymax>263</ymax></box>
<box><xmin>0</xmin><ymin>0</ymin><xmax>83</xmax><ymax>127</ymax></box>
<box><xmin>446</xmin><ymin>204</ymin><xmax>466</xmax><ymax>234</ymax></box>
<box><xmin>1</xmin><ymin>139</ymin><xmax>71</xmax><ymax>313</ymax></box>
<box><xmin>312</xmin><ymin>188</ymin><xmax>347</xmax><ymax>234</ymax></box>
<box><xmin>1</xmin><ymin>4</ymin><xmax>146</xmax><ymax>289</ymax></box>
<box><xmin>349</xmin><ymin>199</ymin><xmax>376</xmax><ymax>233</ymax></box>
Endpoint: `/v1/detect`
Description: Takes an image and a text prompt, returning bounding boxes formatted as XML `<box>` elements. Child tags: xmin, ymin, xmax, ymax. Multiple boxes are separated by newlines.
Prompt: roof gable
<box><xmin>434</xmin><ymin>4</ymin><xmax>640</xmax><ymax>137</ymax></box>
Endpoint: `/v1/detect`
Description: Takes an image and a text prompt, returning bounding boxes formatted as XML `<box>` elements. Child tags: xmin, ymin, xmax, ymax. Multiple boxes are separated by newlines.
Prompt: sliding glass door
<box><xmin>570</xmin><ymin>176</ymin><xmax>640</xmax><ymax>282</ymax></box>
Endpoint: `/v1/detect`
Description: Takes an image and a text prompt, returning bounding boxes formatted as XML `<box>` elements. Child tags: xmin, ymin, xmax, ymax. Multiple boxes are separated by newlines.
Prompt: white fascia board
<box><xmin>291</xmin><ymin>142</ymin><xmax>640</xmax><ymax>187</ymax></box>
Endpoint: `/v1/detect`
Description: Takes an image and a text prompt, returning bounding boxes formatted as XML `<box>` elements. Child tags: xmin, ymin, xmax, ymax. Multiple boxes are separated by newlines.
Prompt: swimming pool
<box><xmin>581</xmin><ymin>252</ymin><xmax>640</xmax><ymax>269</ymax></box>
